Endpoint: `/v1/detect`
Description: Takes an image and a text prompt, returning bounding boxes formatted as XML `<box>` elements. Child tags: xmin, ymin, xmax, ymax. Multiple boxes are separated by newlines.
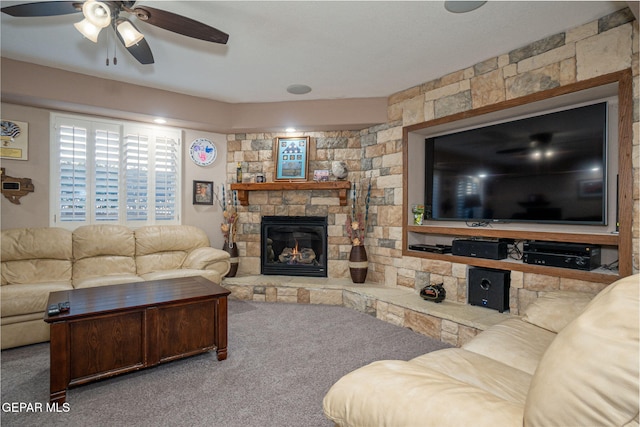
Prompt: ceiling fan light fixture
<box><xmin>74</xmin><ymin>19</ymin><xmax>101</xmax><ymax>43</ymax></box>
<box><xmin>83</xmin><ymin>0</ymin><xmax>111</xmax><ymax>28</ymax></box>
<box><xmin>117</xmin><ymin>19</ymin><xmax>145</xmax><ymax>47</ymax></box>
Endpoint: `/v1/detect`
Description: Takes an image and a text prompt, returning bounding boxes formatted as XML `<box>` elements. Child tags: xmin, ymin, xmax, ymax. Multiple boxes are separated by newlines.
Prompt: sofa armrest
<box><xmin>183</xmin><ymin>247</ymin><xmax>231</xmax><ymax>277</ymax></box>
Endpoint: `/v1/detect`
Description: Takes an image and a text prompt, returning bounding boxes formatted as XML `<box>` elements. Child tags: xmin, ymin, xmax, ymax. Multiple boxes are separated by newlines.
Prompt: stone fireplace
<box><xmin>261</xmin><ymin>216</ymin><xmax>328</xmax><ymax>277</ymax></box>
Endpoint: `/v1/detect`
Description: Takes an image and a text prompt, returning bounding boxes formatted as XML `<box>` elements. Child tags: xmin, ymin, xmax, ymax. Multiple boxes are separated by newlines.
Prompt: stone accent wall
<box><xmin>227</xmin><ymin>9</ymin><xmax>638</xmax><ymax>314</ymax></box>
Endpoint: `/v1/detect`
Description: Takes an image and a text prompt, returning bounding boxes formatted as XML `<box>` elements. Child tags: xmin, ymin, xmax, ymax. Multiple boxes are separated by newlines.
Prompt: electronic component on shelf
<box><xmin>523</xmin><ymin>241</ymin><xmax>601</xmax><ymax>271</ymax></box>
<box><xmin>408</xmin><ymin>244</ymin><xmax>452</xmax><ymax>254</ymax></box>
<box><xmin>451</xmin><ymin>239</ymin><xmax>508</xmax><ymax>260</ymax></box>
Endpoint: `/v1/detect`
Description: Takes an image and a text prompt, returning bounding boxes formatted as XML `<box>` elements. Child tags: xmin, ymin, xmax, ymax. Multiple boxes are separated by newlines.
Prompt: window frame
<box><xmin>50</xmin><ymin>113</ymin><xmax>182</xmax><ymax>229</ymax></box>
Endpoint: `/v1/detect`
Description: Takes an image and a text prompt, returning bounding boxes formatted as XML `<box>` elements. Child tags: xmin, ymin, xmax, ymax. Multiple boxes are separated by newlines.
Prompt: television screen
<box><xmin>425</xmin><ymin>102</ymin><xmax>607</xmax><ymax>225</ymax></box>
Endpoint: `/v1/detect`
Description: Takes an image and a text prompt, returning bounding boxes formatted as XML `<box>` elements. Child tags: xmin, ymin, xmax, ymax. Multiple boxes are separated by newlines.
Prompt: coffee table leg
<box><xmin>216</xmin><ymin>297</ymin><xmax>228</xmax><ymax>361</ymax></box>
<box><xmin>49</xmin><ymin>322</ymin><xmax>69</xmax><ymax>403</ymax></box>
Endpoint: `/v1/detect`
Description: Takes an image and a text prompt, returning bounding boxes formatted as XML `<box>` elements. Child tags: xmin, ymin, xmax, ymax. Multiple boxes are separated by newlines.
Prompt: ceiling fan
<box><xmin>1</xmin><ymin>1</ymin><xmax>229</xmax><ymax>65</ymax></box>
<box><xmin>496</xmin><ymin>132</ymin><xmax>554</xmax><ymax>155</ymax></box>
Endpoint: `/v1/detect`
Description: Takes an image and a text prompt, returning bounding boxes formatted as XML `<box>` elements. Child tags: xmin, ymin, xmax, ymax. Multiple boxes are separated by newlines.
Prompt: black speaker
<box><xmin>468</xmin><ymin>267</ymin><xmax>510</xmax><ymax>313</ymax></box>
<box><xmin>452</xmin><ymin>239</ymin><xmax>508</xmax><ymax>260</ymax></box>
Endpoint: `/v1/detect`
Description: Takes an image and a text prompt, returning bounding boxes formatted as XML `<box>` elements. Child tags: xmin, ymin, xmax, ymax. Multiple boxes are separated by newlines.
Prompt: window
<box><xmin>50</xmin><ymin>113</ymin><xmax>181</xmax><ymax>228</ymax></box>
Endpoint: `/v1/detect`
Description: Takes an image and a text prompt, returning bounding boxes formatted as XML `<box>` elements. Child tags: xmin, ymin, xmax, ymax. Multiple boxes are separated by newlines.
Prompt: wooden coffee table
<box><xmin>44</xmin><ymin>276</ymin><xmax>230</xmax><ymax>403</ymax></box>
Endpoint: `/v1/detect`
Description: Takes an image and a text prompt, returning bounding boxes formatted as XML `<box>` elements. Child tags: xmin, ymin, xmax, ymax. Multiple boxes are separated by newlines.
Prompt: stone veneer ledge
<box><xmin>223</xmin><ymin>276</ymin><xmax>512</xmax><ymax>347</ymax></box>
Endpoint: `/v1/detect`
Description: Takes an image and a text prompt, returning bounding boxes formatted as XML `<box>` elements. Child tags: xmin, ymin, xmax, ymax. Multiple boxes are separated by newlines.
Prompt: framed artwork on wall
<box><xmin>274</xmin><ymin>136</ymin><xmax>309</xmax><ymax>181</ymax></box>
<box><xmin>193</xmin><ymin>180</ymin><xmax>214</xmax><ymax>205</ymax></box>
<box><xmin>1</xmin><ymin>120</ymin><xmax>29</xmax><ymax>161</ymax></box>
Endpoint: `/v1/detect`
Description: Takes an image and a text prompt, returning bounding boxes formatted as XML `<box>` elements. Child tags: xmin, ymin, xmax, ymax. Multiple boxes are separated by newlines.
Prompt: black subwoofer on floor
<box><xmin>468</xmin><ymin>267</ymin><xmax>510</xmax><ymax>313</ymax></box>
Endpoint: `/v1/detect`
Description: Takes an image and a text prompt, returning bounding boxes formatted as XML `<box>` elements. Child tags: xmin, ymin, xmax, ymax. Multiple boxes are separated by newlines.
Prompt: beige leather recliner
<box><xmin>1</xmin><ymin>224</ymin><xmax>231</xmax><ymax>349</ymax></box>
<box><xmin>323</xmin><ymin>273</ymin><xmax>639</xmax><ymax>427</ymax></box>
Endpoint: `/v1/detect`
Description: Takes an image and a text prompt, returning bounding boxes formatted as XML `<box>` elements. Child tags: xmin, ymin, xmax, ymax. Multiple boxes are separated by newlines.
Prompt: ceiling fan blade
<box><xmin>116</xmin><ymin>31</ymin><xmax>154</xmax><ymax>65</ymax></box>
<box><xmin>1</xmin><ymin>1</ymin><xmax>81</xmax><ymax>17</ymax></box>
<box><xmin>132</xmin><ymin>6</ymin><xmax>229</xmax><ymax>44</ymax></box>
<box><xmin>496</xmin><ymin>147</ymin><xmax>528</xmax><ymax>155</ymax></box>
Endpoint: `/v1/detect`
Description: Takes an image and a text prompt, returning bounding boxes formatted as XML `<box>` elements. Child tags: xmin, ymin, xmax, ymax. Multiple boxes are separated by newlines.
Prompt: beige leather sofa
<box><xmin>1</xmin><ymin>224</ymin><xmax>230</xmax><ymax>349</ymax></box>
<box><xmin>324</xmin><ymin>273</ymin><xmax>639</xmax><ymax>427</ymax></box>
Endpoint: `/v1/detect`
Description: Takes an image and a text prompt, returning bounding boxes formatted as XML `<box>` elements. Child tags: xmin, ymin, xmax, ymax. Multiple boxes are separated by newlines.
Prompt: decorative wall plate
<box><xmin>189</xmin><ymin>138</ymin><xmax>217</xmax><ymax>166</ymax></box>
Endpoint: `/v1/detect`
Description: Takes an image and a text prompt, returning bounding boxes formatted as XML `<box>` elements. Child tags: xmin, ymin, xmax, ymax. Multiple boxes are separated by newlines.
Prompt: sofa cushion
<box><xmin>72</xmin><ymin>224</ymin><xmax>135</xmax><ymax>260</ymax></box>
<box><xmin>524</xmin><ymin>274</ymin><xmax>639</xmax><ymax>427</ymax></box>
<box><xmin>522</xmin><ymin>290</ymin><xmax>595</xmax><ymax>333</ymax></box>
<box><xmin>323</xmin><ymin>359</ymin><xmax>524</xmax><ymax>427</ymax></box>
<box><xmin>1</xmin><ymin>228</ymin><xmax>72</xmax><ymax>285</ymax></box>
<box><xmin>1</xmin><ymin>227</ymin><xmax>72</xmax><ymax>262</ymax></box>
<box><xmin>2</xmin><ymin>259</ymin><xmax>73</xmax><ymax>286</ymax></box>
<box><xmin>135</xmin><ymin>225</ymin><xmax>210</xmax><ymax>275</ymax></box>
<box><xmin>462</xmin><ymin>317</ymin><xmax>556</xmax><ymax>375</ymax></box>
<box><xmin>410</xmin><ymin>348</ymin><xmax>533</xmax><ymax>405</ymax></box>
<box><xmin>1</xmin><ymin>282</ymin><xmax>73</xmax><ymax>317</ymax></box>
<box><xmin>72</xmin><ymin>225</ymin><xmax>137</xmax><ymax>286</ymax></box>
<box><xmin>139</xmin><ymin>269</ymin><xmax>221</xmax><ymax>284</ymax></box>
<box><xmin>73</xmin><ymin>274</ymin><xmax>143</xmax><ymax>289</ymax></box>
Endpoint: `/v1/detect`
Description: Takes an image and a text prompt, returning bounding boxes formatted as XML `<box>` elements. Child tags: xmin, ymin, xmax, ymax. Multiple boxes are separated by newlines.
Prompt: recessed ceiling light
<box><xmin>286</xmin><ymin>84</ymin><xmax>312</xmax><ymax>95</ymax></box>
<box><xmin>444</xmin><ymin>1</ymin><xmax>486</xmax><ymax>13</ymax></box>
<box><xmin>153</xmin><ymin>118</ymin><xmax>167</xmax><ymax>124</ymax></box>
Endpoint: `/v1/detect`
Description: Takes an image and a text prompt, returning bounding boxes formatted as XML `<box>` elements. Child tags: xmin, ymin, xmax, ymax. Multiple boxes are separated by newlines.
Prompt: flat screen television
<box><xmin>425</xmin><ymin>102</ymin><xmax>608</xmax><ymax>225</ymax></box>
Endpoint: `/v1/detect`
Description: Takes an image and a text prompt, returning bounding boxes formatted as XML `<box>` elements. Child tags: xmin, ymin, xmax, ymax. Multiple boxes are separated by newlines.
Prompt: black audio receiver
<box><xmin>523</xmin><ymin>241</ymin><xmax>601</xmax><ymax>271</ymax></box>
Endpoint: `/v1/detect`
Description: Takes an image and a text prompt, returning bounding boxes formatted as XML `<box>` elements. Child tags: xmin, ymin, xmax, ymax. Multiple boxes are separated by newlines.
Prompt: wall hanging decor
<box><xmin>274</xmin><ymin>136</ymin><xmax>309</xmax><ymax>181</ymax></box>
<box><xmin>1</xmin><ymin>120</ymin><xmax>28</xmax><ymax>160</ymax></box>
<box><xmin>1</xmin><ymin>168</ymin><xmax>34</xmax><ymax>204</ymax></box>
<box><xmin>193</xmin><ymin>180</ymin><xmax>214</xmax><ymax>205</ymax></box>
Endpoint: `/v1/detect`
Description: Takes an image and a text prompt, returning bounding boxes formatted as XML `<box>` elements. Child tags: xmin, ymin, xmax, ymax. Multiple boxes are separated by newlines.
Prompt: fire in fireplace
<box><xmin>261</xmin><ymin>216</ymin><xmax>328</xmax><ymax>277</ymax></box>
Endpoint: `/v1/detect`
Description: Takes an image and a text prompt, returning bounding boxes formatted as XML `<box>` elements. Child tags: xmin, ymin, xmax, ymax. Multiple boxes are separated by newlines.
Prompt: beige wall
<box><xmin>1</xmin><ymin>103</ymin><xmax>50</xmax><ymax>229</ymax></box>
<box><xmin>1</xmin><ymin>58</ymin><xmax>387</xmax><ymax>133</ymax></box>
<box><xmin>0</xmin><ymin>103</ymin><xmax>229</xmax><ymax>248</ymax></box>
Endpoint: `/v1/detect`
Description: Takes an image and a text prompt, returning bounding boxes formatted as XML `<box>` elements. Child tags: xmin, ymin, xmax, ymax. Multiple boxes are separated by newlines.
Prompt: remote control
<box><xmin>58</xmin><ymin>301</ymin><xmax>70</xmax><ymax>312</ymax></box>
<box><xmin>47</xmin><ymin>304</ymin><xmax>60</xmax><ymax>316</ymax></box>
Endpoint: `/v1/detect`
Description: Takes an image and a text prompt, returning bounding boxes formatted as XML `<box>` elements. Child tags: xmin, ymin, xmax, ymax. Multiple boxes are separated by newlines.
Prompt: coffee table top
<box><xmin>45</xmin><ymin>276</ymin><xmax>230</xmax><ymax>323</ymax></box>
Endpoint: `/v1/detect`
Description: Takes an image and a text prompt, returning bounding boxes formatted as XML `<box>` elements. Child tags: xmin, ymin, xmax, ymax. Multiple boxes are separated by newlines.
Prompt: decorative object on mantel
<box><xmin>331</xmin><ymin>161</ymin><xmax>348</xmax><ymax>180</ymax></box>
<box><xmin>346</xmin><ymin>179</ymin><xmax>371</xmax><ymax>283</ymax></box>
<box><xmin>313</xmin><ymin>169</ymin><xmax>329</xmax><ymax>182</ymax></box>
<box><xmin>274</xmin><ymin>136</ymin><xmax>309</xmax><ymax>181</ymax></box>
<box><xmin>215</xmin><ymin>184</ymin><xmax>239</xmax><ymax>277</ymax></box>
<box><xmin>1</xmin><ymin>168</ymin><xmax>34</xmax><ymax>204</ymax></box>
<box><xmin>1</xmin><ymin>119</ymin><xmax>28</xmax><ymax>160</ymax></box>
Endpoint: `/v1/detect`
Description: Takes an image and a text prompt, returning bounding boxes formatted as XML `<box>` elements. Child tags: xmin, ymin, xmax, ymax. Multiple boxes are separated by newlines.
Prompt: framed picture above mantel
<box><xmin>274</xmin><ymin>136</ymin><xmax>309</xmax><ymax>181</ymax></box>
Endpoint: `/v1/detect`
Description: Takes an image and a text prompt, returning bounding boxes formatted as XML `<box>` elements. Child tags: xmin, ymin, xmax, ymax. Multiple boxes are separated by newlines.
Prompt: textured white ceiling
<box><xmin>0</xmin><ymin>1</ymin><xmax>628</xmax><ymax>104</ymax></box>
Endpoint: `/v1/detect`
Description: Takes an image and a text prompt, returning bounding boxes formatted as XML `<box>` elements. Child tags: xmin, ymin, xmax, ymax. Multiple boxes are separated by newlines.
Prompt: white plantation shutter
<box><xmin>124</xmin><ymin>132</ymin><xmax>150</xmax><ymax>222</ymax></box>
<box><xmin>94</xmin><ymin>128</ymin><xmax>121</xmax><ymax>222</ymax></box>
<box><xmin>51</xmin><ymin>114</ymin><xmax>181</xmax><ymax>229</ymax></box>
<box><xmin>154</xmin><ymin>136</ymin><xmax>179</xmax><ymax>221</ymax></box>
<box><xmin>57</xmin><ymin>123</ymin><xmax>88</xmax><ymax>223</ymax></box>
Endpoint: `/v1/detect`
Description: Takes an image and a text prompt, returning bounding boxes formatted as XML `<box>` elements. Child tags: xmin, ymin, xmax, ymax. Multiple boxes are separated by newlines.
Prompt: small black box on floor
<box><xmin>468</xmin><ymin>267</ymin><xmax>510</xmax><ymax>313</ymax></box>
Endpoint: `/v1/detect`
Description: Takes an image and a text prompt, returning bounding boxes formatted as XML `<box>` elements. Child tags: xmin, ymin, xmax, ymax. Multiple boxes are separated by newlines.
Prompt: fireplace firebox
<box><xmin>261</xmin><ymin>216</ymin><xmax>328</xmax><ymax>277</ymax></box>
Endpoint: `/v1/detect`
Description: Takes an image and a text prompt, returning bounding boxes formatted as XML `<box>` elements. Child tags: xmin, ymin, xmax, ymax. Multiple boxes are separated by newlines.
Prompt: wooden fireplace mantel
<box><xmin>230</xmin><ymin>181</ymin><xmax>351</xmax><ymax>206</ymax></box>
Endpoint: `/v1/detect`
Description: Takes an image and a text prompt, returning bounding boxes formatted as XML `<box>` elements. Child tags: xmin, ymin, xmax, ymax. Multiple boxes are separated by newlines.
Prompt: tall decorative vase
<box><xmin>349</xmin><ymin>245</ymin><xmax>368</xmax><ymax>283</ymax></box>
<box><xmin>223</xmin><ymin>241</ymin><xmax>239</xmax><ymax>278</ymax></box>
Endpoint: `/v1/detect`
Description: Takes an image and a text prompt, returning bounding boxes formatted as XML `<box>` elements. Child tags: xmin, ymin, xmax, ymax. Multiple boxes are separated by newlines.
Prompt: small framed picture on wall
<box><xmin>193</xmin><ymin>180</ymin><xmax>214</xmax><ymax>205</ymax></box>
